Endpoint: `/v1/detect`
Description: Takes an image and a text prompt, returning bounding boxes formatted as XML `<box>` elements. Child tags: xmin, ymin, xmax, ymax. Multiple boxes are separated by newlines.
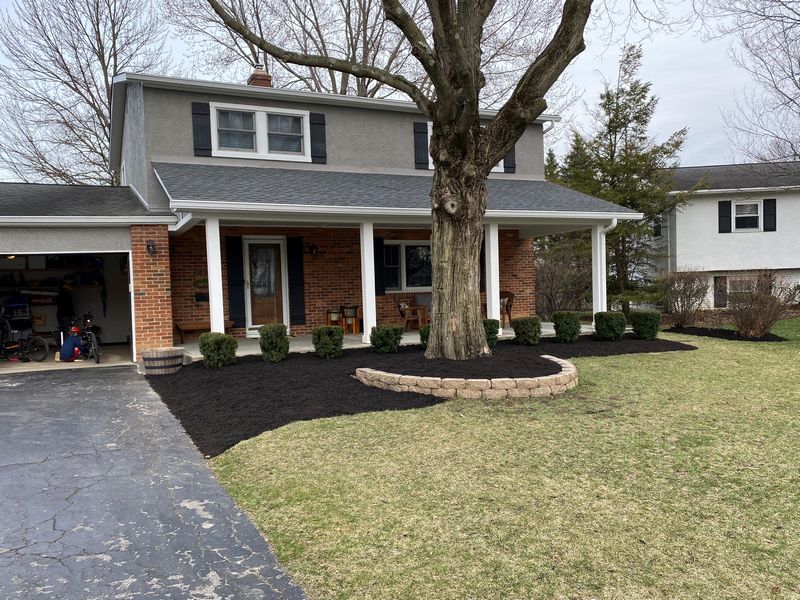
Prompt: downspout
<box><xmin>603</xmin><ymin>218</ymin><xmax>618</xmax><ymax>234</ymax></box>
<box><xmin>541</xmin><ymin>120</ymin><xmax>555</xmax><ymax>135</ymax></box>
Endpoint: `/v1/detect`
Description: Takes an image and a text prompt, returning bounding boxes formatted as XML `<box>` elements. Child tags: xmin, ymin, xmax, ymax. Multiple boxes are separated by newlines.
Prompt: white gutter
<box><xmin>603</xmin><ymin>218</ymin><xmax>619</xmax><ymax>234</ymax></box>
<box><xmin>167</xmin><ymin>198</ymin><xmax>643</xmax><ymax>221</ymax></box>
<box><xmin>668</xmin><ymin>185</ymin><xmax>800</xmax><ymax>196</ymax></box>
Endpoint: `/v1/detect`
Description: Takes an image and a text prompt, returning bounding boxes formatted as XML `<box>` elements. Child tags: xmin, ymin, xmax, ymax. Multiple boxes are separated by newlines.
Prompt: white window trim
<box><xmin>385</xmin><ymin>240</ymin><xmax>432</xmax><ymax>292</ymax></box>
<box><xmin>732</xmin><ymin>199</ymin><xmax>762</xmax><ymax>232</ymax></box>
<box><xmin>209</xmin><ymin>101</ymin><xmax>311</xmax><ymax>163</ymax></box>
<box><xmin>427</xmin><ymin>122</ymin><xmax>503</xmax><ymax>173</ymax></box>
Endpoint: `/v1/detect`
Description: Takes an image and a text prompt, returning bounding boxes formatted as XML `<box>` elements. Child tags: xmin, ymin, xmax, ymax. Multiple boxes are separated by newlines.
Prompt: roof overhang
<box><xmin>109</xmin><ymin>72</ymin><xmax>562</xmax><ymax>171</ymax></box>
<box><xmin>669</xmin><ymin>185</ymin><xmax>800</xmax><ymax>196</ymax></box>
<box><xmin>0</xmin><ymin>215</ymin><xmax>177</xmax><ymax>227</ymax></box>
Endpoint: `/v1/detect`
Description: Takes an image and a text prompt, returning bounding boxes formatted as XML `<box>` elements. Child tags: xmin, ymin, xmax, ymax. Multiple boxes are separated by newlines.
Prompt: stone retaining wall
<box><xmin>354</xmin><ymin>355</ymin><xmax>577</xmax><ymax>399</ymax></box>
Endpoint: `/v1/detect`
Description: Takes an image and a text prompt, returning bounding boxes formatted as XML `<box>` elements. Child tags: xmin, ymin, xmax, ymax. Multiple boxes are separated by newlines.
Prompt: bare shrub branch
<box><xmin>657</xmin><ymin>269</ymin><xmax>710</xmax><ymax>327</ymax></box>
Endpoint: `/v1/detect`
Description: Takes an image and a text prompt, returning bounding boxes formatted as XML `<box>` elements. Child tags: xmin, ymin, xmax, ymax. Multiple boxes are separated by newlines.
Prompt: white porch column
<box><xmin>591</xmin><ymin>224</ymin><xmax>608</xmax><ymax>317</ymax></box>
<box><xmin>360</xmin><ymin>221</ymin><xmax>377</xmax><ymax>344</ymax></box>
<box><xmin>205</xmin><ymin>217</ymin><xmax>226</xmax><ymax>333</ymax></box>
<box><xmin>484</xmin><ymin>223</ymin><xmax>502</xmax><ymax>335</ymax></box>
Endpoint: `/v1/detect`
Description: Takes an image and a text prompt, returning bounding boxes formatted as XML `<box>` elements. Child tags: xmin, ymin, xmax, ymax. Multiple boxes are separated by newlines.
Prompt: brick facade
<box><xmin>130</xmin><ymin>224</ymin><xmax>173</xmax><ymax>357</ymax></box>
<box><xmin>167</xmin><ymin>225</ymin><xmax>535</xmax><ymax>340</ymax></box>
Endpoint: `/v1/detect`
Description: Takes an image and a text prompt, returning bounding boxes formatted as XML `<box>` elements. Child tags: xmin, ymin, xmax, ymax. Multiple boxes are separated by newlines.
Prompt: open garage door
<box><xmin>0</xmin><ymin>252</ymin><xmax>134</xmax><ymax>370</ymax></box>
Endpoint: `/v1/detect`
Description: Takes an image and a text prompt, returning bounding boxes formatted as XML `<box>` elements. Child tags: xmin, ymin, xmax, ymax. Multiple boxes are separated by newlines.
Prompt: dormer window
<box><xmin>217</xmin><ymin>110</ymin><xmax>256</xmax><ymax>151</ymax></box>
<box><xmin>209</xmin><ymin>102</ymin><xmax>311</xmax><ymax>162</ymax></box>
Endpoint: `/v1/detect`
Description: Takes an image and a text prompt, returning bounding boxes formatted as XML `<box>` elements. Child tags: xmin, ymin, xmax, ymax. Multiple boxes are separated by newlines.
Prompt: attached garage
<box><xmin>0</xmin><ymin>184</ymin><xmax>175</xmax><ymax>367</ymax></box>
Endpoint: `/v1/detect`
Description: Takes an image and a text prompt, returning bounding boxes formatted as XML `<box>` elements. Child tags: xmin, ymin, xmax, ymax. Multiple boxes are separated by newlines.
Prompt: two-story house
<box><xmin>659</xmin><ymin>162</ymin><xmax>800</xmax><ymax>308</ymax></box>
<box><xmin>0</xmin><ymin>67</ymin><xmax>640</xmax><ymax>361</ymax></box>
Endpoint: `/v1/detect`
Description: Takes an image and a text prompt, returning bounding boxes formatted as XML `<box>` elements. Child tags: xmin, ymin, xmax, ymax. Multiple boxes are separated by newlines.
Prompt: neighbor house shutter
<box><xmin>225</xmin><ymin>236</ymin><xmax>246</xmax><ymax>328</ymax></box>
<box><xmin>309</xmin><ymin>112</ymin><xmax>327</xmax><ymax>164</ymax></box>
<box><xmin>714</xmin><ymin>276</ymin><xmax>728</xmax><ymax>308</ymax></box>
<box><xmin>191</xmin><ymin>102</ymin><xmax>212</xmax><ymax>157</ymax></box>
<box><xmin>374</xmin><ymin>237</ymin><xmax>386</xmax><ymax>296</ymax></box>
<box><xmin>503</xmin><ymin>146</ymin><xmax>516</xmax><ymax>173</ymax></box>
<box><xmin>763</xmin><ymin>198</ymin><xmax>776</xmax><ymax>231</ymax></box>
<box><xmin>479</xmin><ymin>242</ymin><xmax>486</xmax><ymax>292</ymax></box>
<box><xmin>718</xmin><ymin>200</ymin><xmax>732</xmax><ymax>233</ymax></box>
<box><xmin>413</xmin><ymin>122</ymin><xmax>429</xmax><ymax>170</ymax></box>
<box><xmin>286</xmin><ymin>237</ymin><xmax>306</xmax><ymax>326</ymax></box>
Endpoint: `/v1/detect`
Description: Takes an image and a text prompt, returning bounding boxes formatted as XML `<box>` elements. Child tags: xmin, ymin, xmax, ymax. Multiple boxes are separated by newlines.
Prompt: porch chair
<box><xmin>397</xmin><ymin>298</ymin><xmax>424</xmax><ymax>331</ymax></box>
<box><xmin>500</xmin><ymin>291</ymin><xmax>514</xmax><ymax>327</ymax></box>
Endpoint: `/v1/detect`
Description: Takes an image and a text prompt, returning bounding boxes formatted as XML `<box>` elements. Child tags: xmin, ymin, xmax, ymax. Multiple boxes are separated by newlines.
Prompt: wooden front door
<box><xmin>245</xmin><ymin>242</ymin><xmax>284</xmax><ymax>330</ymax></box>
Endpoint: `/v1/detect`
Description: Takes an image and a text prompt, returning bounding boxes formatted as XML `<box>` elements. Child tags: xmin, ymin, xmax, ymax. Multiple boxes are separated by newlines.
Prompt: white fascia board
<box><xmin>169</xmin><ymin>198</ymin><xmax>642</xmax><ymax>222</ymax></box>
<box><xmin>0</xmin><ymin>215</ymin><xmax>177</xmax><ymax>227</ymax></box>
<box><xmin>669</xmin><ymin>185</ymin><xmax>800</xmax><ymax>196</ymax></box>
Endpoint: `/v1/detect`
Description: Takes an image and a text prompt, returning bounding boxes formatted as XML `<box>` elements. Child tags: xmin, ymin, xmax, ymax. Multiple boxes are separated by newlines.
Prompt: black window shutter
<box><xmin>310</xmin><ymin>112</ymin><xmax>327</xmax><ymax>164</ymax></box>
<box><xmin>714</xmin><ymin>276</ymin><xmax>728</xmax><ymax>308</ymax></box>
<box><xmin>286</xmin><ymin>237</ymin><xmax>306</xmax><ymax>326</ymax></box>
<box><xmin>479</xmin><ymin>241</ymin><xmax>486</xmax><ymax>292</ymax></box>
<box><xmin>374</xmin><ymin>237</ymin><xmax>386</xmax><ymax>296</ymax></box>
<box><xmin>763</xmin><ymin>198</ymin><xmax>776</xmax><ymax>231</ymax></box>
<box><xmin>413</xmin><ymin>122</ymin><xmax>429</xmax><ymax>170</ymax></box>
<box><xmin>503</xmin><ymin>146</ymin><xmax>516</xmax><ymax>173</ymax></box>
<box><xmin>191</xmin><ymin>102</ymin><xmax>212</xmax><ymax>157</ymax></box>
<box><xmin>718</xmin><ymin>200</ymin><xmax>732</xmax><ymax>233</ymax></box>
<box><xmin>225</xmin><ymin>236</ymin><xmax>246</xmax><ymax>328</ymax></box>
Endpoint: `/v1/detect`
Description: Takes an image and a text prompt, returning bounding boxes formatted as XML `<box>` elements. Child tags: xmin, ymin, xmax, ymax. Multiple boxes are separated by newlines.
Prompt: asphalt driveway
<box><xmin>0</xmin><ymin>367</ymin><xmax>305</xmax><ymax>600</ymax></box>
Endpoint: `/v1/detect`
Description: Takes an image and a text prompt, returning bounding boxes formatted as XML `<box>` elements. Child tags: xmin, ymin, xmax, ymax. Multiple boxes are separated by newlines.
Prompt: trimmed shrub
<box><xmin>259</xmin><ymin>323</ymin><xmax>289</xmax><ymax>362</ymax></box>
<box><xmin>511</xmin><ymin>316</ymin><xmax>541</xmax><ymax>345</ymax></box>
<box><xmin>311</xmin><ymin>325</ymin><xmax>344</xmax><ymax>358</ymax></box>
<box><xmin>629</xmin><ymin>310</ymin><xmax>661</xmax><ymax>340</ymax></box>
<box><xmin>483</xmin><ymin>319</ymin><xmax>500</xmax><ymax>349</ymax></box>
<box><xmin>593</xmin><ymin>311</ymin><xmax>626</xmax><ymax>341</ymax></box>
<box><xmin>370</xmin><ymin>325</ymin><xmax>404</xmax><ymax>354</ymax></box>
<box><xmin>552</xmin><ymin>311</ymin><xmax>581</xmax><ymax>343</ymax></box>
<box><xmin>197</xmin><ymin>332</ymin><xmax>237</xmax><ymax>368</ymax></box>
<box><xmin>419</xmin><ymin>324</ymin><xmax>430</xmax><ymax>349</ymax></box>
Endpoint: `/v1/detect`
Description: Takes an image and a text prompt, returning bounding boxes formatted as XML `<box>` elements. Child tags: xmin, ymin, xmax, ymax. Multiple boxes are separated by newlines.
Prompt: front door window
<box><xmin>248</xmin><ymin>243</ymin><xmax>283</xmax><ymax>327</ymax></box>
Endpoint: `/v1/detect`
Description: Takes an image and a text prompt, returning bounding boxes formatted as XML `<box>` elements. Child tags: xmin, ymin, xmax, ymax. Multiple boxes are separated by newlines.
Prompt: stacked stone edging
<box><xmin>354</xmin><ymin>355</ymin><xmax>577</xmax><ymax>399</ymax></box>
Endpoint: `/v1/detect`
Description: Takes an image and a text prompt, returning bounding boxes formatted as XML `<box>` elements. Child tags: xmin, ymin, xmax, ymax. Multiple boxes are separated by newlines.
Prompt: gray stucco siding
<box><xmin>0</xmin><ymin>228</ymin><xmax>132</xmax><ymax>254</ymax></box>
<box><xmin>140</xmin><ymin>86</ymin><xmax>545</xmax><ymax>209</ymax></box>
<box><xmin>121</xmin><ymin>83</ymin><xmax>149</xmax><ymax>205</ymax></box>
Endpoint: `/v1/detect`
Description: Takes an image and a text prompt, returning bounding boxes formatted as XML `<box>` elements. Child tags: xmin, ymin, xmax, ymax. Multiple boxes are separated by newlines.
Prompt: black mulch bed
<box><xmin>667</xmin><ymin>326</ymin><xmax>787</xmax><ymax>342</ymax></box>
<box><xmin>148</xmin><ymin>335</ymin><xmax>695</xmax><ymax>458</ymax></box>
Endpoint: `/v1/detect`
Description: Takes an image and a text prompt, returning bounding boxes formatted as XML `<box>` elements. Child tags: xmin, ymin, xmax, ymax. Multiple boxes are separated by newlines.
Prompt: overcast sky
<box><xmin>555</xmin><ymin>23</ymin><xmax>745</xmax><ymax>167</ymax></box>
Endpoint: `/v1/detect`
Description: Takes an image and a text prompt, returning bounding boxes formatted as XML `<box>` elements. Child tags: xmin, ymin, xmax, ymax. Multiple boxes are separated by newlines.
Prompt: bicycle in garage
<box><xmin>0</xmin><ymin>313</ymin><xmax>49</xmax><ymax>363</ymax></box>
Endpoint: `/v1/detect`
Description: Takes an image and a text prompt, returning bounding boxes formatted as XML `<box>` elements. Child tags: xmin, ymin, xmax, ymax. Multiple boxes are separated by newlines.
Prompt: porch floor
<box><xmin>180</xmin><ymin>323</ymin><xmax>595</xmax><ymax>362</ymax></box>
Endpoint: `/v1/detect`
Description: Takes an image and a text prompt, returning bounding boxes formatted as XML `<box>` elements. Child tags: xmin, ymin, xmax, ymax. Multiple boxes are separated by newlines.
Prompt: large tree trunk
<box><xmin>425</xmin><ymin>163</ymin><xmax>490</xmax><ymax>360</ymax></box>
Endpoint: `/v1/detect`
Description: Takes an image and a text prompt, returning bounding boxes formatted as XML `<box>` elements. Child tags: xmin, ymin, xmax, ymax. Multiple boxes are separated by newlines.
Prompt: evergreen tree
<box><xmin>560</xmin><ymin>45</ymin><xmax>686</xmax><ymax>302</ymax></box>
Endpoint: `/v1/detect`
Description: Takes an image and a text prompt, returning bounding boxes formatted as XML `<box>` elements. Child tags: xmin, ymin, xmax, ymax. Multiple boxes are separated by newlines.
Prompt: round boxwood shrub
<box><xmin>483</xmin><ymin>319</ymin><xmax>500</xmax><ymax>348</ymax></box>
<box><xmin>197</xmin><ymin>332</ymin><xmax>238</xmax><ymax>368</ymax></box>
<box><xmin>370</xmin><ymin>325</ymin><xmax>404</xmax><ymax>353</ymax></box>
<box><xmin>629</xmin><ymin>310</ymin><xmax>662</xmax><ymax>340</ymax></box>
<box><xmin>511</xmin><ymin>316</ymin><xmax>541</xmax><ymax>345</ymax></box>
<box><xmin>259</xmin><ymin>323</ymin><xmax>289</xmax><ymax>362</ymax></box>
<box><xmin>419</xmin><ymin>324</ymin><xmax>430</xmax><ymax>349</ymax></box>
<box><xmin>552</xmin><ymin>311</ymin><xmax>581</xmax><ymax>343</ymax></box>
<box><xmin>593</xmin><ymin>311</ymin><xmax>627</xmax><ymax>341</ymax></box>
<box><xmin>311</xmin><ymin>325</ymin><xmax>344</xmax><ymax>358</ymax></box>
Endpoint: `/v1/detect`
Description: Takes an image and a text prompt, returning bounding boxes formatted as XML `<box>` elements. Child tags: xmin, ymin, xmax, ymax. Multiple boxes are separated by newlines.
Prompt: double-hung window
<box><xmin>733</xmin><ymin>201</ymin><xmax>760</xmax><ymax>231</ymax></box>
<box><xmin>385</xmin><ymin>241</ymin><xmax>432</xmax><ymax>291</ymax></box>
<box><xmin>210</xmin><ymin>102</ymin><xmax>311</xmax><ymax>162</ymax></box>
<box><xmin>217</xmin><ymin>110</ymin><xmax>256</xmax><ymax>151</ymax></box>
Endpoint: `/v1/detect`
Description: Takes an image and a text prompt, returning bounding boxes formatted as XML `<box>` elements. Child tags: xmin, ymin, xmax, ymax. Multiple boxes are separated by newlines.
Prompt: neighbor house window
<box><xmin>733</xmin><ymin>201</ymin><xmax>760</xmax><ymax>230</ymax></box>
<box><xmin>217</xmin><ymin>110</ymin><xmax>256</xmax><ymax>151</ymax></box>
<box><xmin>385</xmin><ymin>241</ymin><xmax>432</xmax><ymax>291</ymax></box>
<box><xmin>210</xmin><ymin>102</ymin><xmax>311</xmax><ymax>162</ymax></box>
<box><xmin>728</xmin><ymin>277</ymin><xmax>755</xmax><ymax>294</ymax></box>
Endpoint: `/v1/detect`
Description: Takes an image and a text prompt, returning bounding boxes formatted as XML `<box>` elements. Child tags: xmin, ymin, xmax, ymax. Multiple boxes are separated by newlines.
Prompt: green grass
<box><xmin>212</xmin><ymin>318</ymin><xmax>800</xmax><ymax>599</ymax></box>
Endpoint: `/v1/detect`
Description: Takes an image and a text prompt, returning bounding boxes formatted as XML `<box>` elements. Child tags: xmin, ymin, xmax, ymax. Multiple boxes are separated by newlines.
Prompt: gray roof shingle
<box><xmin>153</xmin><ymin>162</ymin><xmax>637</xmax><ymax>215</ymax></box>
<box><xmin>0</xmin><ymin>182</ymin><xmax>168</xmax><ymax>217</ymax></box>
<box><xmin>671</xmin><ymin>162</ymin><xmax>800</xmax><ymax>191</ymax></box>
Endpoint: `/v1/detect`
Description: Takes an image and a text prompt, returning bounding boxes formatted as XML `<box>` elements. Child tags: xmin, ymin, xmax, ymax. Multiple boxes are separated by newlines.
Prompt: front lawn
<box><xmin>211</xmin><ymin>319</ymin><xmax>800</xmax><ymax>599</ymax></box>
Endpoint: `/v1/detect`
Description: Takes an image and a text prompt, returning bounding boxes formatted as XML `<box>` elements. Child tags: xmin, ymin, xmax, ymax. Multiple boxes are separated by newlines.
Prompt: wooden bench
<box><xmin>174</xmin><ymin>320</ymin><xmax>234</xmax><ymax>343</ymax></box>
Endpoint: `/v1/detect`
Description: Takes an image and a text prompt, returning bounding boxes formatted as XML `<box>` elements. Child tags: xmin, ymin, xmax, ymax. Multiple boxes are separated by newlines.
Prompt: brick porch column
<box><xmin>131</xmin><ymin>224</ymin><xmax>173</xmax><ymax>359</ymax></box>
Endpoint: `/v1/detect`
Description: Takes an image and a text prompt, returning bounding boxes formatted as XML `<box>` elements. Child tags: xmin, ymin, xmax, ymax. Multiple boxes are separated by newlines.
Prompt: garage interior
<box><xmin>0</xmin><ymin>252</ymin><xmax>133</xmax><ymax>369</ymax></box>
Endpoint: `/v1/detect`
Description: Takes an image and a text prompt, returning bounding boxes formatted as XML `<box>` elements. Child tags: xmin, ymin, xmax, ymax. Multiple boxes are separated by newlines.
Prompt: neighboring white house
<box><xmin>659</xmin><ymin>162</ymin><xmax>800</xmax><ymax>308</ymax></box>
